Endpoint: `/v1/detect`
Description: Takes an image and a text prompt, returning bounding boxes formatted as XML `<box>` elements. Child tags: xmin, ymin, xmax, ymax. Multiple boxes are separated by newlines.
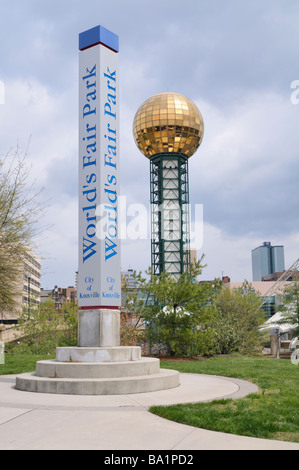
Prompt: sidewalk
<box><xmin>0</xmin><ymin>373</ymin><xmax>298</xmax><ymax>450</ymax></box>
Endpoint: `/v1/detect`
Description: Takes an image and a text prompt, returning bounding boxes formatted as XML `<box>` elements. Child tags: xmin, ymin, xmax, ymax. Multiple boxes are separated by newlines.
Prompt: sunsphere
<box><xmin>133</xmin><ymin>92</ymin><xmax>204</xmax><ymax>158</ymax></box>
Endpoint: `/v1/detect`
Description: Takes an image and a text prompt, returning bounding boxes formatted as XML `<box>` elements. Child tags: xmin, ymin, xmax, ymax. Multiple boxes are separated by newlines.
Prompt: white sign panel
<box><xmin>78</xmin><ymin>28</ymin><xmax>120</xmax><ymax>308</ymax></box>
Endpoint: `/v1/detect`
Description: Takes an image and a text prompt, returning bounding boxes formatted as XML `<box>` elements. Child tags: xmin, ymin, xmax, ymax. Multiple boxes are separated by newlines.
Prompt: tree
<box><xmin>14</xmin><ymin>298</ymin><xmax>78</xmax><ymax>355</ymax></box>
<box><xmin>0</xmin><ymin>146</ymin><xmax>45</xmax><ymax>317</ymax></box>
<box><xmin>276</xmin><ymin>281</ymin><xmax>299</xmax><ymax>338</ymax></box>
<box><xmin>120</xmin><ymin>274</ymin><xmax>145</xmax><ymax>347</ymax></box>
<box><xmin>133</xmin><ymin>259</ymin><xmax>221</xmax><ymax>357</ymax></box>
<box><xmin>210</xmin><ymin>281</ymin><xmax>267</xmax><ymax>355</ymax></box>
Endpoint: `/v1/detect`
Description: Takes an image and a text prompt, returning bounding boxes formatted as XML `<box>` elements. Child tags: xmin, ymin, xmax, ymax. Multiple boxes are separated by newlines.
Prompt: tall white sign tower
<box><xmin>78</xmin><ymin>25</ymin><xmax>121</xmax><ymax>346</ymax></box>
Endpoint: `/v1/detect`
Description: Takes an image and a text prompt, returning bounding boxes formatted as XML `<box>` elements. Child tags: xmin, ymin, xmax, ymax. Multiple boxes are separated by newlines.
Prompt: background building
<box><xmin>121</xmin><ymin>269</ymin><xmax>136</xmax><ymax>290</ymax></box>
<box><xmin>0</xmin><ymin>249</ymin><xmax>41</xmax><ymax>324</ymax></box>
<box><xmin>224</xmin><ymin>280</ymin><xmax>285</xmax><ymax>318</ymax></box>
<box><xmin>23</xmin><ymin>250</ymin><xmax>41</xmax><ymax>310</ymax></box>
<box><xmin>252</xmin><ymin>242</ymin><xmax>285</xmax><ymax>281</ymax></box>
<box><xmin>40</xmin><ymin>285</ymin><xmax>77</xmax><ymax>310</ymax></box>
<box><xmin>190</xmin><ymin>248</ymin><xmax>197</xmax><ymax>265</ymax></box>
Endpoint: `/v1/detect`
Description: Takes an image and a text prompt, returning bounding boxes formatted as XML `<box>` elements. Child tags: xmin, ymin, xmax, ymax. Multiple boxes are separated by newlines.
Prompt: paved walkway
<box><xmin>0</xmin><ymin>373</ymin><xmax>298</xmax><ymax>450</ymax></box>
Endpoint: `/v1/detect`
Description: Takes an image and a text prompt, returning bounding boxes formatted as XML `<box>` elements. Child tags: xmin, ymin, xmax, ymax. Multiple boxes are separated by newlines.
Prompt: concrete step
<box><xmin>15</xmin><ymin>368</ymin><xmax>180</xmax><ymax>395</ymax></box>
<box><xmin>56</xmin><ymin>346</ymin><xmax>141</xmax><ymax>363</ymax></box>
<box><xmin>35</xmin><ymin>357</ymin><xmax>160</xmax><ymax>379</ymax></box>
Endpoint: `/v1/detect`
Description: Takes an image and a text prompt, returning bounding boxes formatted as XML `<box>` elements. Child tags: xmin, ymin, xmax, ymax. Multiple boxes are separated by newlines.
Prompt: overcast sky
<box><xmin>0</xmin><ymin>0</ymin><xmax>299</xmax><ymax>288</ymax></box>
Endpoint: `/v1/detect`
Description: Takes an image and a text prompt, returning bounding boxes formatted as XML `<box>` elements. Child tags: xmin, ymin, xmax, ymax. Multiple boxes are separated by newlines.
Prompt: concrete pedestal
<box><xmin>16</xmin><ymin>308</ymin><xmax>180</xmax><ymax>395</ymax></box>
<box><xmin>16</xmin><ymin>346</ymin><xmax>180</xmax><ymax>395</ymax></box>
<box><xmin>78</xmin><ymin>309</ymin><xmax>120</xmax><ymax>347</ymax></box>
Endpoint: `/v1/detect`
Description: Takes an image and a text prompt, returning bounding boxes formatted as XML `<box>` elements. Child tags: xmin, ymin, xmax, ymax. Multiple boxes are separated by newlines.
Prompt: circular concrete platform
<box><xmin>15</xmin><ymin>347</ymin><xmax>180</xmax><ymax>395</ymax></box>
<box><xmin>16</xmin><ymin>368</ymin><xmax>180</xmax><ymax>395</ymax></box>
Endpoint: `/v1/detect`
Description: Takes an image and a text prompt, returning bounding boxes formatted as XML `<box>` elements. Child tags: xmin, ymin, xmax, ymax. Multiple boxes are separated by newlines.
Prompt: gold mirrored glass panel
<box><xmin>133</xmin><ymin>92</ymin><xmax>204</xmax><ymax>158</ymax></box>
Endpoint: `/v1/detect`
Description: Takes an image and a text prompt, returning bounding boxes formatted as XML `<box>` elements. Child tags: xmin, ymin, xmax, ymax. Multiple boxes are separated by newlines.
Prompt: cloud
<box><xmin>37</xmin><ymin>195</ymin><xmax>78</xmax><ymax>289</ymax></box>
<box><xmin>0</xmin><ymin>77</ymin><xmax>78</xmax><ymax>287</ymax></box>
<box><xmin>197</xmin><ymin>220</ymin><xmax>299</xmax><ymax>283</ymax></box>
<box><xmin>0</xmin><ymin>78</ymin><xmax>77</xmax><ymax>188</ymax></box>
<box><xmin>189</xmin><ymin>90</ymin><xmax>299</xmax><ymax>237</ymax></box>
<box><xmin>1</xmin><ymin>0</ymin><xmax>299</xmax><ymax>288</ymax></box>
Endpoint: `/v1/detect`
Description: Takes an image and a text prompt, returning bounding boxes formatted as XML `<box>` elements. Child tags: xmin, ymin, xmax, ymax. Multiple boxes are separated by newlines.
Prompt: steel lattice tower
<box><xmin>150</xmin><ymin>153</ymin><xmax>190</xmax><ymax>277</ymax></box>
<box><xmin>133</xmin><ymin>93</ymin><xmax>204</xmax><ymax>278</ymax></box>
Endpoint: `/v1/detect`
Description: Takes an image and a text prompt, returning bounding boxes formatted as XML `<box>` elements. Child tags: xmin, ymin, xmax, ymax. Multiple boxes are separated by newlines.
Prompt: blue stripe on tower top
<box><xmin>79</xmin><ymin>25</ymin><xmax>119</xmax><ymax>52</ymax></box>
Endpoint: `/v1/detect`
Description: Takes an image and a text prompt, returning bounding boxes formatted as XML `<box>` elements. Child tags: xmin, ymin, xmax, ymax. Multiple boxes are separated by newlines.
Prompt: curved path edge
<box><xmin>0</xmin><ymin>373</ymin><xmax>298</xmax><ymax>450</ymax></box>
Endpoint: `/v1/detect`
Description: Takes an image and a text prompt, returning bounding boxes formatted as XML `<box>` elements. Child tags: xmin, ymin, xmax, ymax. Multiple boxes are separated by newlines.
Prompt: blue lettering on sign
<box><xmin>101</xmin><ymin>292</ymin><xmax>120</xmax><ymax>298</ymax></box>
<box><xmin>105</xmin><ymin>236</ymin><xmax>117</xmax><ymax>260</ymax></box>
<box><xmin>80</xmin><ymin>64</ymin><xmax>119</xmax><ymax>266</ymax></box>
<box><xmin>81</xmin><ymin>64</ymin><xmax>98</xmax><ymax>263</ymax></box>
<box><xmin>83</xmin><ymin>237</ymin><xmax>96</xmax><ymax>262</ymax></box>
<box><xmin>103</xmin><ymin>67</ymin><xmax>118</xmax><ymax>261</ymax></box>
<box><xmin>79</xmin><ymin>292</ymin><xmax>100</xmax><ymax>298</ymax></box>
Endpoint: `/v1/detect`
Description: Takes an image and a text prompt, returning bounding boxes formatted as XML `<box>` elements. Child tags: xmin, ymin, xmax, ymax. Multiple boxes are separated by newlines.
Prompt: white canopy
<box><xmin>263</xmin><ymin>311</ymin><xmax>294</xmax><ymax>334</ymax></box>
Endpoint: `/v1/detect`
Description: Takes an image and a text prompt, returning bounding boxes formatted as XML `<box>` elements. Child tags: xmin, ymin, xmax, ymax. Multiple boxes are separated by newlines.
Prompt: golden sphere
<box><xmin>133</xmin><ymin>92</ymin><xmax>204</xmax><ymax>158</ymax></box>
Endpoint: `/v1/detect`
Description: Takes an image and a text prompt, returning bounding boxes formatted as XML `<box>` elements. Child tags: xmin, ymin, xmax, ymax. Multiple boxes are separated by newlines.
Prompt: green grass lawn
<box><xmin>151</xmin><ymin>355</ymin><xmax>299</xmax><ymax>443</ymax></box>
<box><xmin>0</xmin><ymin>353</ymin><xmax>54</xmax><ymax>375</ymax></box>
